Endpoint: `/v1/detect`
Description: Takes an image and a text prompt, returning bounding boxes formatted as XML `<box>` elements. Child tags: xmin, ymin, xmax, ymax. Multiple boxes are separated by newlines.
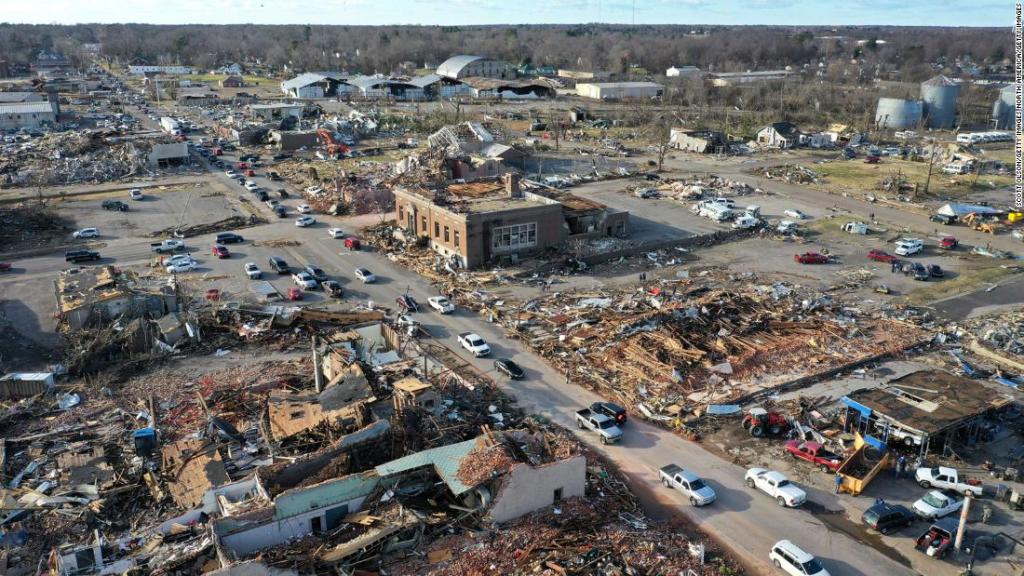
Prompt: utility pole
<box><xmin>954</xmin><ymin>494</ymin><xmax>972</xmax><ymax>553</ymax></box>
<box><xmin>922</xmin><ymin>137</ymin><xmax>939</xmax><ymax>197</ymax></box>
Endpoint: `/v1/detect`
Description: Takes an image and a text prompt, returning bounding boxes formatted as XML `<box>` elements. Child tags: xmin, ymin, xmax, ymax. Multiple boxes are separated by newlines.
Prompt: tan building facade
<box><xmin>393</xmin><ymin>175</ymin><xmax>565</xmax><ymax>268</ymax></box>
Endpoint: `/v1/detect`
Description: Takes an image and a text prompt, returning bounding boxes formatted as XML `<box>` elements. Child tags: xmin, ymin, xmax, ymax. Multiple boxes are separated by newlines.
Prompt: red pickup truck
<box><xmin>785</xmin><ymin>440</ymin><xmax>843</xmax><ymax>472</ymax></box>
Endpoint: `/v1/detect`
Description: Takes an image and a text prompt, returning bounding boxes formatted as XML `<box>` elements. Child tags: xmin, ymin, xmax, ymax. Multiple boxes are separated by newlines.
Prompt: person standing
<box><xmin>897</xmin><ymin>454</ymin><xmax>908</xmax><ymax>479</ymax></box>
<box><xmin>834</xmin><ymin>474</ymin><xmax>843</xmax><ymax>494</ymax></box>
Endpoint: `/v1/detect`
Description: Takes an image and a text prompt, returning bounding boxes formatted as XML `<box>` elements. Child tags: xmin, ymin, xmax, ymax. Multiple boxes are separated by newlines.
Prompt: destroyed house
<box><xmin>756</xmin><ymin>122</ymin><xmax>803</xmax><ymax>148</ymax></box>
<box><xmin>267</xmin><ymin>385</ymin><xmax>372</xmax><ymax>441</ymax></box>
<box><xmin>213</xmin><ymin>471</ymin><xmax>381</xmax><ymax>558</ymax></box>
<box><xmin>56</xmin><ymin>266</ymin><xmax>177</xmax><ymax>330</ymax></box>
<box><xmin>669</xmin><ymin>129</ymin><xmax>728</xmax><ymax>153</ymax></box>
<box><xmin>375</xmin><ymin>431</ymin><xmax>585</xmax><ymax>523</ymax></box>
<box><xmin>842</xmin><ymin>370</ymin><xmax>1014</xmax><ymax>456</ymax></box>
<box><xmin>163</xmin><ymin>438</ymin><xmax>231</xmax><ymax>509</ymax></box>
<box><xmin>394</xmin><ymin>174</ymin><xmax>628</xmax><ymax>268</ymax></box>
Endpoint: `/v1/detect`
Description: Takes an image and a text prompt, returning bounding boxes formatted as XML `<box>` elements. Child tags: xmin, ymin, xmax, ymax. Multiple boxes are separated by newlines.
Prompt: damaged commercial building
<box><xmin>55</xmin><ymin>266</ymin><xmax>178</xmax><ymax>331</ymax></box>
<box><xmin>426</xmin><ymin>122</ymin><xmax>526</xmax><ymax>180</ymax></box>
<box><xmin>393</xmin><ymin>174</ymin><xmax>629</xmax><ymax>268</ymax></box>
<box><xmin>842</xmin><ymin>370</ymin><xmax>1014</xmax><ymax>457</ymax></box>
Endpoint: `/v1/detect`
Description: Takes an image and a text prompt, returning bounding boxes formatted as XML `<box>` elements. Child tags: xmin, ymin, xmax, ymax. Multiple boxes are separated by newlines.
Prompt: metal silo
<box><xmin>992</xmin><ymin>84</ymin><xmax>1016</xmax><ymax>129</ymax></box>
<box><xmin>875</xmin><ymin>97</ymin><xmax>923</xmax><ymax>129</ymax></box>
<box><xmin>921</xmin><ymin>75</ymin><xmax>960</xmax><ymax>129</ymax></box>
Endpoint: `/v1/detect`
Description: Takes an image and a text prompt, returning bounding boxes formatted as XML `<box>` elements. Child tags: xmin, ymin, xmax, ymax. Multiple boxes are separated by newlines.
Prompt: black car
<box><xmin>322</xmin><ymin>280</ymin><xmax>343</xmax><ymax>298</ymax></box>
<box><xmin>304</xmin><ymin>264</ymin><xmax>328</xmax><ymax>283</ymax></box>
<box><xmin>863</xmin><ymin>502</ymin><xmax>915</xmax><ymax>535</ymax></box>
<box><xmin>268</xmin><ymin>171</ymin><xmax>282</xmax><ymax>181</ymax></box>
<box><xmin>274</xmin><ymin>205</ymin><xmax>288</xmax><ymax>218</ymax></box>
<box><xmin>277</xmin><ymin>189</ymin><xmax>289</xmax><ymax>198</ymax></box>
<box><xmin>927</xmin><ymin>264</ymin><xmax>944</xmax><ymax>278</ymax></box>
<box><xmin>929</xmin><ymin>214</ymin><xmax>955</xmax><ymax>225</ymax></box>
<box><xmin>65</xmin><ymin>249</ymin><xmax>101</xmax><ymax>263</ymax></box>
<box><xmin>910</xmin><ymin>262</ymin><xmax>929</xmax><ymax>281</ymax></box>
<box><xmin>256</xmin><ymin>190</ymin><xmax>270</xmax><ymax>202</ymax></box>
<box><xmin>215</xmin><ymin>232</ymin><xmax>244</xmax><ymax>244</ymax></box>
<box><xmin>101</xmin><ymin>199</ymin><xmax>129</xmax><ymax>211</ymax></box>
<box><xmin>590</xmin><ymin>401</ymin><xmax>627</xmax><ymax>426</ymax></box>
<box><xmin>494</xmin><ymin>358</ymin><xmax>525</xmax><ymax>379</ymax></box>
<box><xmin>269</xmin><ymin>256</ymin><xmax>290</xmax><ymax>274</ymax></box>
<box><xmin>272</xmin><ymin>153</ymin><xmax>291</xmax><ymax>161</ymax></box>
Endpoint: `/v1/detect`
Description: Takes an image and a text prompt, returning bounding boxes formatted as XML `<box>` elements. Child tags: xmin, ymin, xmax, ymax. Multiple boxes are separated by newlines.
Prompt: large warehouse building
<box><xmin>436</xmin><ymin>55</ymin><xmax>514</xmax><ymax>80</ymax></box>
<box><xmin>575</xmin><ymin>81</ymin><xmax>663</xmax><ymax>100</ymax></box>
<box><xmin>0</xmin><ymin>101</ymin><xmax>57</xmax><ymax>130</ymax></box>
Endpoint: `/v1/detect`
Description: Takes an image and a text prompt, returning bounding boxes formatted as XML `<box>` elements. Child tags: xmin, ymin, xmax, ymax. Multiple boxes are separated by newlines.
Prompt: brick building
<box><xmin>393</xmin><ymin>174</ymin><xmax>628</xmax><ymax>268</ymax></box>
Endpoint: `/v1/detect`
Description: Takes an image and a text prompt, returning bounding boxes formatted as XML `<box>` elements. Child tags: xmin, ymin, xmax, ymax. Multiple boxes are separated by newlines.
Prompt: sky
<box><xmin>2</xmin><ymin>0</ymin><xmax>1010</xmax><ymax>27</ymax></box>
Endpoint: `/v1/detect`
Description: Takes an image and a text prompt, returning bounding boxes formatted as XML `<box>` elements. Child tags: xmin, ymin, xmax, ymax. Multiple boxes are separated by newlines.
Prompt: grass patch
<box><xmin>904</xmin><ymin>265</ymin><xmax>1015</xmax><ymax>305</ymax></box>
<box><xmin>807</xmin><ymin>158</ymin><xmax>1013</xmax><ymax>198</ymax></box>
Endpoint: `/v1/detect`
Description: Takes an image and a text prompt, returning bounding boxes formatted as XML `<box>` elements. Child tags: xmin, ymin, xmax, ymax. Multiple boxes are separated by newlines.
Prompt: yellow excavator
<box><xmin>963</xmin><ymin>212</ymin><xmax>999</xmax><ymax>234</ymax></box>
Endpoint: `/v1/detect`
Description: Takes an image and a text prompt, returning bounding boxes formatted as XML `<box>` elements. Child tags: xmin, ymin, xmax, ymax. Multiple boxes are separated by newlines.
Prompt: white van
<box><xmin>770</xmin><ymin>540</ymin><xmax>830</xmax><ymax>576</ymax></box>
<box><xmin>894</xmin><ymin>238</ymin><xmax>923</xmax><ymax>256</ymax></box>
<box><xmin>942</xmin><ymin>163</ymin><xmax>968</xmax><ymax>175</ymax></box>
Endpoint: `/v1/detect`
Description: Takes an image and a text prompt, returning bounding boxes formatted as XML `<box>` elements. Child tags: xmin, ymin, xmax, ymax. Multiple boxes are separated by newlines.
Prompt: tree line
<box><xmin>0</xmin><ymin>22</ymin><xmax>1010</xmax><ymax>83</ymax></box>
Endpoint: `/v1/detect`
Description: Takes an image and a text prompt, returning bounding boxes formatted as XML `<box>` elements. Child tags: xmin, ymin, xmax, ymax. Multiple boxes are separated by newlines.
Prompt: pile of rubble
<box><xmin>971</xmin><ymin>309</ymin><xmax>1024</xmax><ymax>358</ymax></box>
<box><xmin>759</xmin><ymin>163</ymin><xmax>819</xmax><ymax>184</ymax></box>
<box><xmin>391</xmin><ymin>497</ymin><xmax>734</xmax><ymax>576</ymax></box>
<box><xmin>460</xmin><ymin>281</ymin><xmax>929</xmax><ymax>417</ymax></box>
<box><xmin>0</xmin><ymin>130</ymin><xmax>153</xmax><ymax>188</ymax></box>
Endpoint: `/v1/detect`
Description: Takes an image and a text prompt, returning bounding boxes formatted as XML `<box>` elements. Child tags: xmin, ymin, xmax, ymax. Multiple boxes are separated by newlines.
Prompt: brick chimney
<box><xmin>504</xmin><ymin>173</ymin><xmax>522</xmax><ymax>198</ymax></box>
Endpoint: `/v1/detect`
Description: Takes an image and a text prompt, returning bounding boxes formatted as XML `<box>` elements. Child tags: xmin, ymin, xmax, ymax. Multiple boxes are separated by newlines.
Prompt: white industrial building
<box><xmin>0</xmin><ymin>101</ymin><xmax>57</xmax><ymax>130</ymax></box>
<box><xmin>127</xmin><ymin>65</ymin><xmax>196</xmax><ymax>75</ymax></box>
<box><xmin>436</xmin><ymin>55</ymin><xmax>514</xmax><ymax>80</ymax></box>
<box><xmin>148</xmin><ymin>142</ymin><xmax>190</xmax><ymax>168</ymax></box>
<box><xmin>575</xmin><ymin>81</ymin><xmax>664</xmax><ymax>100</ymax></box>
<box><xmin>666</xmin><ymin>66</ymin><xmax>701</xmax><ymax>77</ymax></box>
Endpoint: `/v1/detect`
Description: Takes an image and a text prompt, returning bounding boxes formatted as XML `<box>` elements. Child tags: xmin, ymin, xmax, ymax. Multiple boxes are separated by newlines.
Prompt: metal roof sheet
<box><xmin>0</xmin><ymin>102</ymin><xmax>54</xmax><ymax>115</ymax></box>
<box><xmin>437</xmin><ymin>55</ymin><xmax>484</xmax><ymax>78</ymax></box>
<box><xmin>375</xmin><ymin>437</ymin><xmax>480</xmax><ymax>495</ymax></box>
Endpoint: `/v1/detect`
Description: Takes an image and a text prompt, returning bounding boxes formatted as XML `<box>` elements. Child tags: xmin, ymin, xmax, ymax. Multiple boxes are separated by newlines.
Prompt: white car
<box><xmin>395</xmin><ymin>314</ymin><xmax>420</xmax><ymax>328</ymax></box>
<box><xmin>244</xmin><ymin>181</ymin><xmax>259</xmax><ymax>191</ymax></box>
<box><xmin>458</xmin><ymin>332</ymin><xmax>491</xmax><ymax>357</ymax></box>
<box><xmin>165</xmin><ymin>261</ymin><xmax>196</xmax><ymax>274</ymax></box>
<box><xmin>354</xmin><ymin>268</ymin><xmax>376</xmax><ymax>283</ymax></box>
<box><xmin>912</xmin><ymin>490</ymin><xmax>963</xmax><ymax>520</ymax></box>
<box><xmin>166</xmin><ymin>254</ymin><xmax>195</xmax><ymax>266</ymax></box>
<box><xmin>292</xmin><ymin>272</ymin><xmax>318</xmax><ymax>289</ymax></box>
<box><xmin>428</xmin><ymin>296</ymin><xmax>455</xmax><ymax>314</ymax></box>
<box><xmin>295</xmin><ymin>216</ymin><xmax>316</xmax><ymax>227</ymax></box>
<box><xmin>73</xmin><ymin>227</ymin><xmax>99</xmax><ymax>239</ymax></box>
<box><xmin>243</xmin><ymin>262</ymin><xmax>262</xmax><ymax>279</ymax></box>
<box><xmin>744</xmin><ymin>468</ymin><xmax>807</xmax><ymax>507</ymax></box>
<box><xmin>304</xmin><ymin>185</ymin><xmax>324</xmax><ymax>196</ymax></box>
<box><xmin>225</xmin><ymin>170</ymin><xmax>237</xmax><ymax>178</ymax></box>
<box><xmin>129</xmin><ymin>188</ymin><xmax>144</xmax><ymax>200</ymax></box>
<box><xmin>770</xmin><ymin>540</ymin><xmax>830</xmax><ymax>576</ymax></box>
<box><xmin>784</xmin><ymin>209</ymin><xmax>808</xmax><ymax>220</ymax></box>
<box><xmin>328</xmin><ymin>227</ymin><xmax>345</xmax><ymax>239</ymax></box>
<box><xmin>297</xmin><ymin>204</ymin><xmax>312</xmax><ymax>214</ymax></box>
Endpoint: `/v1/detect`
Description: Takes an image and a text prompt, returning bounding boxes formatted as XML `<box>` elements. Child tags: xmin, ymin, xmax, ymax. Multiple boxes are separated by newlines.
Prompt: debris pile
<box><xmin>759</xmin><ymin>164</ymin><xmax>819</xmax><ymax>184</ymax></box>
<box><xmin>971</xmin><ymin>309</ymin><xmax>1024</xmax><ymax>358</ymax></box>
<box><xmin>391</xmin><ymin>496</ymin><xmax>734</xmax><ymax>576</ymax></box>
<box><xmin>0</xmin><ymin>130</ymin><xmax>154</xmax><ymax>188</ymax></box>
<box><xmin>467</xmin><ymin>283</ymin><xmax>929</xmax><ymax>416</ymax></box>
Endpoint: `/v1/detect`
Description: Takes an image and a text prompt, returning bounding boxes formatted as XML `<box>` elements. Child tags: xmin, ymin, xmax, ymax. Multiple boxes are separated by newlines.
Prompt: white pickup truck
<box><xmin>150</xmin><ymin>239</ymin><xmax>185</xmax><ymax>253</ymax></box>
<box><xmin>575</xmin><ymin>408</ymin><xmax>623</xmax><ymax>444</ymax></box>
<box><xmin>915</xmin><ymin>466</ymin><xmax>983</xmax><ymax>497</ymax></box>
<box><xmin>660</xmin><ymin>464</ymin><xmax>716</xmax><ymax>506</ymax></box>
<box><xmin>744</xmin><ymin>468</ymin><xmax>807</xmax><ymax>508</ymax></box>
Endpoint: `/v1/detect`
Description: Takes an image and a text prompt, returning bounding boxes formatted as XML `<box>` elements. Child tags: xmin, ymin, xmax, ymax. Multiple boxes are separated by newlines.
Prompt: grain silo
<box><xmin>992</xmin><ymin>84</ymin><xmax>1016</xmax><ymax>129</ymax></box>
<box><xmin>921</xmin><ymin>75</ymin><xmax>960</xmax><ymax>129</ymax></box>
<box><xmin>875</xmin><ymin>97</ymin><xmax>923</xmax><ymax>129</ymax></box>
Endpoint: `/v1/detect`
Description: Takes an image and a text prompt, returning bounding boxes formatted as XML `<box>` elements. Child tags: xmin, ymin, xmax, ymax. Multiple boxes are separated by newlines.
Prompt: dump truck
<box><xmin>836</xmin><ymin>433</ymin><xmax>890</xmax><ymax>496</ymax></box>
